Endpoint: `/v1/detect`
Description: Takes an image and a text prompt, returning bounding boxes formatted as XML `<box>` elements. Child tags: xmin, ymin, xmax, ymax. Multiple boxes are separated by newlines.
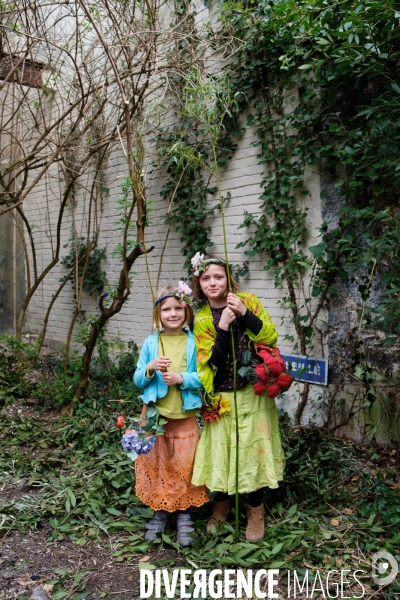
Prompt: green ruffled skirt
<box><xmin>192</xmin><ymin>386</ymin><xmax>284</xmax><ymax>494</ymax></box>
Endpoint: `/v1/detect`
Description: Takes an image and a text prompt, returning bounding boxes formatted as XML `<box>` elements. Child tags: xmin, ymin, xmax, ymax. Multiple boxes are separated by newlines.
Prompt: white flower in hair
<box><xmin>191</xmin><ymin>252</ymin><xmax>205</xmax><ymax>276</ymax></box>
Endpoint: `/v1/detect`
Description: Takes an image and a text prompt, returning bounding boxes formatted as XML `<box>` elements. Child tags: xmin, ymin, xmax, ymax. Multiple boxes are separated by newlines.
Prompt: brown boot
<box><xmin>246</xmin><ymin>503</ymin><xmax>265</xmax><ymax>543</ymax></box>
<box><xmin>207</xmin><ymin>500</ymin><xmax>230</xmax><ymax>533</ymax></box>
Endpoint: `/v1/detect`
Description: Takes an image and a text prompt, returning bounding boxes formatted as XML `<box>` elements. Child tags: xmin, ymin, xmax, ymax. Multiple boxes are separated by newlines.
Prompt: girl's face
<box><xmin>199</xmin><ymin>264</ymin><xmax>228</xmax><ymax>306</ymax></box>
<box><xmin>159</xmin><ymin>296</ymin><xmax>186</xmax><ymax>334</ymax></box>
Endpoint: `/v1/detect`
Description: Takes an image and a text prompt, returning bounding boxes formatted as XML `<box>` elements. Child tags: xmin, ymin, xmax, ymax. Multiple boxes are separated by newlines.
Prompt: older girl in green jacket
<box><xmin>191</xmin><ymin>255</ymin><xmax>285</xmax><ymax>543</ymax></box>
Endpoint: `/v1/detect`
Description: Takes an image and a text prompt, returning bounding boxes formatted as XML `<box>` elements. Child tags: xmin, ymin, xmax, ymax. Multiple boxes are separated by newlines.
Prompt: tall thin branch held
<box><xmin>212</xmin><ymin>144</ymin><xmax>240</xmax><ymax>540</ymax></box>
<box><xmin>156</xmin><ymin>167</ymin><xmax>187</xmax><ymax>291</ymax></box>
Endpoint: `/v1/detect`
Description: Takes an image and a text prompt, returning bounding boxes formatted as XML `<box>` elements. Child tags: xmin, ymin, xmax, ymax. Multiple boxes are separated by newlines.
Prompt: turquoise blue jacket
<box><xmin>133</xmin><ymin>330</ymin><xmax>203</xmax><ymax>411</ymax></box>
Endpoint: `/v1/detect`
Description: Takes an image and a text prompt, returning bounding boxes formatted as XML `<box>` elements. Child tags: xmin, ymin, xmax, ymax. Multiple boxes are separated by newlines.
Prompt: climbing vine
<box><xmin>156</xmin><ymin>0</ymin><xmax>400</xmax><ymax>436</ymax></box>
<box><xmin>153</xmin><ymin>0</ymin><xmax>243</xmax><ymax>272</ymax></box>
<box><xmin>61</xmin><ymin>238</ymin><xmax>107</xmax><ymax>308</ymax></box>
<box><xmin>229</xmin><ymin>0</ymin><xmax>400</xmax><ymax>431</ymax></box>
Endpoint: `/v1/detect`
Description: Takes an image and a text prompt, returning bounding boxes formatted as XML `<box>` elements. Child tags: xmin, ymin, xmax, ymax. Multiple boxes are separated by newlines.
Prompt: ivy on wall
<box><xmin>153</xmin><ymin>0</ymin><xmax>244</xmax><ymax>270</ymax></box>
<box><xmin>61</xmin><ymin>238</ymin><xmax>107</xmax><ymax>308</ymax></box>
<box><xmin>155</xmin><ymin>111</ymin><xmax>242</xmax><ymax>268</ymax></box>
<box><xmin>156</xmin><ymin>0</ymin><xmax>400</xmax><ymax>436</ymax></box>
<box><xmin>225</xmin><ymin>0</ymin><xmax>400</xmax><ymax>431</ymax></box>
<box><xmin>157</xmin><ymin>137</ymin><xmax>218</xmax><ymax>267</ymax></box>
<box><xmin>224</xmin><ymin>0</ymin><xmax>400</xmax><ymax>340</ymax></box>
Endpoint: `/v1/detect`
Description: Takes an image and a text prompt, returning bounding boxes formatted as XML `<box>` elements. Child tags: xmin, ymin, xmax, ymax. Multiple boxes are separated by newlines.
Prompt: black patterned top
<box><xmin>210</xmin><ymin>306</ymin><xmax>262</xmax><ymax>392</ymax></box>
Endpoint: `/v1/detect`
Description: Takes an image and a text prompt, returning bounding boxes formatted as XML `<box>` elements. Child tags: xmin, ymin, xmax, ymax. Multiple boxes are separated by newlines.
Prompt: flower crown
<box><xmin>154</xmin><ymin>281</ymin><xmax>193</xmax><ymax>307</ymax></box>
<box><xmin>191</xmin><ymin>252</ymin><xmax>226</xmax><ymax>277</ymax></box>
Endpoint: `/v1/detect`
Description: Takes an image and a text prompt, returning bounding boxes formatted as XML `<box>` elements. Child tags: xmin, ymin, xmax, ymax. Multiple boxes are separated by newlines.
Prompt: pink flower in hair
<box><xmin>177</xmin><ymin>281</ymin><xmax>192</xmax><ymax>296</ymax></box>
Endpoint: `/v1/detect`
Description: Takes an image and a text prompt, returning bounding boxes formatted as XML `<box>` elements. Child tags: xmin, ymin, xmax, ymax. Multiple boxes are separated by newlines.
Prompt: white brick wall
<box><xmin>15</xmin><ymin>0</ymin><xmax>325</xmax><ymax>430</ymax></box>
<box><xmin>23</xmin><ymin>109</ymin><xmax>323</xmax><ymax>359</ymax></box>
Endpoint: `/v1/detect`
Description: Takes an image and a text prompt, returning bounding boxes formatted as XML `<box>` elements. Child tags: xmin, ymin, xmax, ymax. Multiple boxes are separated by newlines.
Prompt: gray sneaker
<box><xmin>144</xmin><ymin>511</ymin><xmax>168</xmax><ymax>542</ymax></box>
<box><xmin>176</xmin><ymin>512</ymin><xmax>194</xmax><ymax>547</ymax></box>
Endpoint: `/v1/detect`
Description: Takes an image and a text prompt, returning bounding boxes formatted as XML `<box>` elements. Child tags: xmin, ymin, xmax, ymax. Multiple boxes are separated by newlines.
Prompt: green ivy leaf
<box><xmin>309</xmin><ymin>242</ymin><xmax>327</xmax><ymax>258</ymax></box>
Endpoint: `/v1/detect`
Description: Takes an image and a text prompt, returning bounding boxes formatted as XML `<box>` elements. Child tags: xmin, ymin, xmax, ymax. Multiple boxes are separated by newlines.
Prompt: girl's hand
<box><xmin>227</xmin><ymin>293</ymin><xmax>246</xmax><ymax>316</ymax></box>
<box><xmin>162</xmin><ymin>370</ymin><xmax>183</xmax><ymax>386</ymax></box>
<box><xmin>148</xmin><ymin>356</ymin><xmax>172</xmax><ymax>374</ymax></box>
<box><xmin>219</xmin><ymin>306</ymin><xmax>237</xmax><ymax>330</ymax></box>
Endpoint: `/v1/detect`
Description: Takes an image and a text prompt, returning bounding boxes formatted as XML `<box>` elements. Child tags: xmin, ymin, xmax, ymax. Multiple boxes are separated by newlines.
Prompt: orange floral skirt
<box><xmin>135</xmin><ymin>416</ymin><xmax>209</xmax><ymax>512</ymax></box>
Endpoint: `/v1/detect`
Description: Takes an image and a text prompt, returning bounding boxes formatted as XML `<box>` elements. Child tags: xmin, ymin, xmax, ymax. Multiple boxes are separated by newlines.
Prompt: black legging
<box><xmin>214</xmin><ymin>489</ymin><xmax>264</xmax><ymax>508</ymax></box>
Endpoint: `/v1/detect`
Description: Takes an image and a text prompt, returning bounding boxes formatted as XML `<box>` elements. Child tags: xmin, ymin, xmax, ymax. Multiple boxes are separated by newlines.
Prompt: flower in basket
<box><xmin>200</xmin><ymin>394</ymin><xmax>231</xmax><ymax>422</ymax></box>
<box><xmin>238</xmin><ymin>346</ymin><xmax>293</xmax><ymax>398</ymax></box>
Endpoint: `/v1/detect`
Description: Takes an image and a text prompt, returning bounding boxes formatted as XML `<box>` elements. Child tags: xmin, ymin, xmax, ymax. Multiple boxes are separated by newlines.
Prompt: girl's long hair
<box><xmin>192</xmin><ymin>255</ymin><xmax>240</xmax><ymax>301</ymax></box>
<box><xmin>154</xmin><ymin>286</ymin><xmax>194</xmax><ymax>329</ymax></box>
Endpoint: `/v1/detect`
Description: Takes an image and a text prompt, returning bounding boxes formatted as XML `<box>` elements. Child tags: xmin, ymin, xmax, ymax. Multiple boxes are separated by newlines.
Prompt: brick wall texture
<box><xmin>23</xmin><ymin>121</ymin><xmax>324</xmax><ymax>357</ymax></box>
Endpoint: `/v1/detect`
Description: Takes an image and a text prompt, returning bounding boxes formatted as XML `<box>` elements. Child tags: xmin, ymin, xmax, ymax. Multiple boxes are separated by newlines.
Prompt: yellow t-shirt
<box><xmin>155</xmin><ymin>334</ymin><xmax>197</xmax><ymax>419</ymax></box>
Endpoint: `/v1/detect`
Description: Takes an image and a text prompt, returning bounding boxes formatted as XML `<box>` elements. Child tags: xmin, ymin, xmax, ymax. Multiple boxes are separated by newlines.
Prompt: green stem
<box><xmin>213</xmin><ymin>146</ymin><xmax>239</xmax><ymax>540</ymax></box>
<box><xmin>143</xmin><ymin>237</ymin><xmax>166</xmax><ymax>356</ymax></box>
<box><xmin>131</xmin><ymin>127</ymin><xmax>165</xmax><ymax>356</ymax></box>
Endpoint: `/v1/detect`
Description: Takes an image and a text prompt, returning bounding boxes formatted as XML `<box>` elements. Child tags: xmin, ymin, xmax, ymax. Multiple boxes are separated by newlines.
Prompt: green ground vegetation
<box><xmin>0</xmin><ymin>336</ymin><xmax>399</xmax><ymax>598</ymax></box>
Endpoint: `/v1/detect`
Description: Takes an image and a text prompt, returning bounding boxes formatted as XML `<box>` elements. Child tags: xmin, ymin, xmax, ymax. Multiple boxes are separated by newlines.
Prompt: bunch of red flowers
<box><xmin>200</xmin><ymin>405</ymin><xmax>220</xmax><ymax>422</ymax></box>
<box><xmin>253</xmin><ymin>345</ymin><xmax>292</xmax><ymax>397</ymax></box>
<box><xmin>200</xmin><ymin>394</ymin><xmax>230</xmax><ymax>422</ymax></box>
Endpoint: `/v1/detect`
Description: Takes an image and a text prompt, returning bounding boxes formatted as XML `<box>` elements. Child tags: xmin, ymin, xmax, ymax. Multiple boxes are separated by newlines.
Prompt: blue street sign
<box><xmin>281</xmin><ymin>353</ymin><xmax>328</xmax><ymax>386</ymax></box>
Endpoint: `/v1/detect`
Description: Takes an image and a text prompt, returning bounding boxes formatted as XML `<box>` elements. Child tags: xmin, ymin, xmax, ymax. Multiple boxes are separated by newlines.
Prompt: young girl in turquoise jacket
<box><xmin>133</xmin><ymin>285</ymin><xmax>208</xmax><ymax>546</ymax></box>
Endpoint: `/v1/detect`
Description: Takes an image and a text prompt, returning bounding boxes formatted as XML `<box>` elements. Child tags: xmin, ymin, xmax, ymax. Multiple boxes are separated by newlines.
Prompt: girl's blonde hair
<box><xmin>192</xmin><ymin>255</ymin><xmax>240</xmax><ymax>301</ymax></box>
<box><xmin>154</xmin><ymin>286</ymin><xmax>194</xmax><ymax>329</ymax></box>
